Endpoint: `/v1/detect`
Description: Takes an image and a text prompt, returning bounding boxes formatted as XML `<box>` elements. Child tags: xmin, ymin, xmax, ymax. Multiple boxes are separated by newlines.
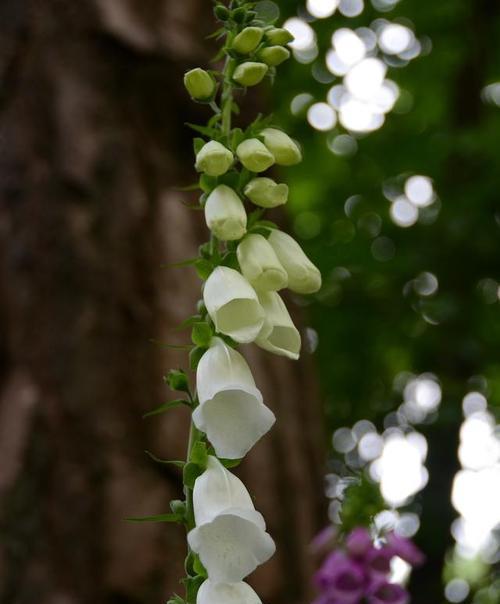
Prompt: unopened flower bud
<box><xmin>204</xmin><ymin>185</ymin><xmax>247</xmax><ymax>241</ymax></box>
<box><xmin>236</xmin><ymin>139</ymin><xmax>275</xmax><ymax>173</ymax></box>
<box><xmin>258</xmin><ymin>46</ymin><xmax>290</xmax><ymax>67</ymax></box>
<box><xmin>265</xmin><ymin>28</ymin><xmax>295</xmax><ymax>46</ymax></box>
<box><xmin>267</xmin><ymin>230</ymin><xmax>322</xmax><ymax>294</ymax></box>
<box><xmin>214</xmin><ymin>5</ymin><xmax>230</xmax><ymax>21</ymax></box>
<box><xmin>232</xmin><ymin>27</ymin><xmax>264</xmax><ymax>54</ymax></box>
<box><xmin>195</xmin><ymin>141</ymin><xmax>234</xmax><ymax>176</ymax></box>
<box><xmin>260</xmin><ymin>128</ymin><xmax>302</xmax><ymax>166</ymax></box>
<box><xmin>233</xmin><ymin>62</ymin><xmax>268</xmax><ymax>87</ymax></box>
<box><xmin>256</xmin><ymin>291</ymin><xmax>301</xmax><ymax>360</ymax></box>
<box><xmin>244</xmin><ymin>177</ymin><xmax>288</xmax><ymax>208</ymax></box>
<box><xmin>237</xmin><ymin>234</ymin><xmax>288</xmax><ymax>291</ymax></box>
<box><xmin>184</xmin><ymin>68</ymin><xmax>216</xmax><ymax>101</ymax></box>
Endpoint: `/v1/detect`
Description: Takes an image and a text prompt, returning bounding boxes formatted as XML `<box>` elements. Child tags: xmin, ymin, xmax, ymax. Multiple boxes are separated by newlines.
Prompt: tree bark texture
<box><xmin>0</xmin><ymin>2</ymin><xmax>326</xmax><ymax>603</ymax></box>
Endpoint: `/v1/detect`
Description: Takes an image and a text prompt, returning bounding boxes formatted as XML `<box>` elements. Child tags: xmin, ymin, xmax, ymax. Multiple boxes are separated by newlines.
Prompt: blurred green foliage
<box><xmin>272</xmin><ymin>0</ymin><xmax>500</xmax><ymax>601</ymax></box>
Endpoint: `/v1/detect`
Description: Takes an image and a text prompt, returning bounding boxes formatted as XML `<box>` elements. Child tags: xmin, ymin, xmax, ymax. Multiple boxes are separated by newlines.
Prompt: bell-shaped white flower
<box><xmin>244</xmin><ymin>177</ymin><xmax>288</xmax><ymax>208</ymax></box>
<box><xmin>256</xmin><ymin>291</ymin><xmax>301</xmax><ymax>360</ymax></box>
<box><xmin>195</xmin><ymin>141</ymin><xmax>234</xmax><ymax>176</ymax></box>
<box><xmin>188</xmin><ymin>456</ymin><xmax>276</xmax><ymax>582</ymax></box>
<box><xmin>193</xmin><ymin>337</ymin><xmax>275</xmax><ymax>459</ymax></box>
<box><xmin>197</xmin><ymin>580</ymin><xmax>262</xmax><ymax>604</ymax></box>
<box><xmin>237</xmin><ymin>234</ymin><xmax>288</xmax><ymax>291</ymax></box>
<box><xmin>267</xmin><ymin>229</ymin><xmax>322</xmax><ymax>294</ymax></box>
<box><xmin>260</xmin><ymin>128</ymin><xmax>302</xmax><ymax>166</ymax></box>
<box><xmin>205</xmin><ymin>185</ymin><xmax>247</xmax><ymax>241</ymax></box>
<box><xmin>236</xmin><ymin>139</ymin><xmax>275</xmax><ymax>173</ymax></box>
<box><xmin>203</xmin><ymin>267</ymin><xmax>264</xmax><ymax>343</ymax></box>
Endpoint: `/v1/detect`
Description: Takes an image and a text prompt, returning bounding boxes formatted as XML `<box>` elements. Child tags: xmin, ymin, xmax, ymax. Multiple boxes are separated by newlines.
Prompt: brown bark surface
<box><xmin>0</xmin><ymin>2</ymin><xmax>326</xmax><ymax>603</ymax></box>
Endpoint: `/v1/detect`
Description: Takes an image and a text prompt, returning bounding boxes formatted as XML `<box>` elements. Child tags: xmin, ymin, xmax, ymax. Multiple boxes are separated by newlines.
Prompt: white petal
<box><xmin>192</xmin><ymin>456</ymin><xmax>256</xmax><ymax>526</ymax></box>
<box><xmin>237</xmin><ymin>234</ymin><xmax>288</xmax><ymax>291</ymax></box>
<box><xmin>197</xmin><ymin>580</ymin><xmax>262</xmax><ymax>604</ymax></box>
<box><xmin>188</xmin><ymin>511</ymin><xmax>275</xmax><ymax>582</ymax></box>
<box><xmin>256</xmin><ymin>291</ymin><xmax>301</xmax><ymax>360</ymax></box>
<box><xmin>194</xmin><ymin>339</ymin><xmax>275</xmax><ymax>458</ymax></box>
<box><xmin>203</xmin><ymin>267</ymin><xmax>265</xmax><ymax>343</ymax></box>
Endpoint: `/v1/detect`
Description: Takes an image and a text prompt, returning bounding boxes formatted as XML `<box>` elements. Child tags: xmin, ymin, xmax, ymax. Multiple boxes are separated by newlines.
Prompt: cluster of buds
<box><xmin>164</xmin><ymin>3</ymin><xmax>322</xmax><ymax>604</ymax></box>
<box><xmin>312</xmin><ymin>528</ymin><xmax>425</xmax><ymax>604</ymax></box>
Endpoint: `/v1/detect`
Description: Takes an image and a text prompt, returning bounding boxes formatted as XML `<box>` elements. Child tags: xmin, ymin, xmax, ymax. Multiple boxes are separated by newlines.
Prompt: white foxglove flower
<box><xmin>260</xmin><ymin>128</ymin><xmax>302</xmax><ymax>166</ymax></box>
<box><xmin>203</xmin><ymin>267</ymin><xmax>264</xmax><ymax>343</ymax></box>
<box><xmin>195</xmin><ymin>141</ymin><xmax>234</xmax><ymax>176</ymax></box>
<box><xmin>237</xmin><ymin>234</ymin><xmax>288</xmax><ymax>291</ymax></box>
<box><xmin>267</xmin><ymin>229</ymin><xmax>322</xmax><ymax>294</ymax></box>
<box><xmin>236</xmin><ymin>139</ymin><xmax>275</xmax><ymax>173</ymax></box>
<box><xmin>244</xmin><ymin>177</ymin><xmax>288</xmax><ymax>208</ymax></box>
<box><xmin>256</xmin><ymin>291</ymin><xmax>301</xmax><ymax>360</ymax></box>
<box><xmin>188</xmin><ymin>456</ymin><xmax>275</xmax><ymax>582</ymax></box>
<box><xmin>193</xmin><ymin>337</ymin><xmax>275</xmax><ymax>459</ymax></box>
<box><xmin>197</xmin><ymin>580</ymin><xmax>262</xmax><ymax>604</ymax></box>
<box><xmin>205</xmin><ymin>185</ymin><xmax>247</xmax><ymax>241</ymax></box>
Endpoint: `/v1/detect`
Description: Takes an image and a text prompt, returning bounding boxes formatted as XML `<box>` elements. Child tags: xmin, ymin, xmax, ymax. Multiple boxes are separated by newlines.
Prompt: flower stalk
<box><xmin>134</xmin><ymin>3</ymin><xmax>323</xmax><ymax>604</ymax></box>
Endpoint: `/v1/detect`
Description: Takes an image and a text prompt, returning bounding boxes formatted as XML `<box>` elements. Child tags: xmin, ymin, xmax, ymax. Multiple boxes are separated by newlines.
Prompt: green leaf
<box><xmin>172</xmin><ymin>182</ymin><xmax>199</xmax><ymax>192</ymax></box>
<box><xmin>182</xmin><ymin>576</ymin><xmax>205</xmax><ymax>604</ymax></box>
<box><xmin>160</xmin><ymin>257</ymin><xmax>198</xmax><ymax>269</ymax></box>
<box><xmin>193</xmin><ymin>555</ymin><xmax>208</xmax><ymax>578</ymax></box>
<box><xmin>126</xmin><ymin>513</ymin><xmax>182</xmax><ymax>523</ymax></box>
<box><xmin>143</xmin><ymin>399</ymin><xmax>189</xmax><ymax>418</ymax></box>
<box><xmin>190</xmin><ymin>441</ymin><xmax>208</xmax><ymax>467</ymax></box>
<box><xmin>167</xmin><ymin>596</ymin><xmax>186</xmax><ymax>604</ymax></box>
<box><xmin>183</xmin><ymin>462</ymin><xmax>204</xmax><ymax>489</ymax></box>
<box><xmin>145</xmin><ymin>450</ymin><xmax>185</xmax><ymax>468</ymax></box>
<box><xmin>191</xmin><ymin>322</ymin><xmax>213</xmax><ymax>347</ymax></box>
<box><xmin>231</xmin><ymin>128</ymin><xmax>245</xmax><ymax>150</ymax></box>
<box><xmin>189</xmin><ymin>346</ymin><xmax>207</xmax><ymax>370</ymax></box>
<box><xmin>194</xmin><ymin>258</ymin><xmax>214</xmax><ymax>280</ymax></box>
<box><xmin>186</xmin><ymin>122</ymin><xmax>217</xmax><ymax>137</ymax></box>
<box><xmin>199</xmin><ymin>174</ymin><xmax>217</xmax><ymax>194</ymax></box>
<box><xmin>193</xmin><ymin>137</ymin><xmax>206</xmax><ymax>155</ymax></box>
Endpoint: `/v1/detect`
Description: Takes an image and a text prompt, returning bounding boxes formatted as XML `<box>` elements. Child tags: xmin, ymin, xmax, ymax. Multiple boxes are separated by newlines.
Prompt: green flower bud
<box><xmin>232</xmin><ymin>27</ymin><xmax>264</xmax><ymax>54</ymax></box>
<box><xmin>244</xmin><ymin>177</ymin><xmax>289</xmax><ymax>208</ymax></box>
<box><xmin>233</xmin><ymin>62</ymin><xmax>269</xmax><ymax>87</ymax></box>
<box><xmin>195</xmin><ymin>141</ymin><xmax>234</xmax><ymax>176</ymax></box>
<box><xmin>232</xmin><ymin>7</ymin><xmax>246</xmax><ymax>23</ymax></box>
<box><xmin>258</xmin><ymin>46</ymin><xmax>290</xmax><ymax>67</ymax></box>
<box><xmin>236</xmin><ymin>139</ymin><xmax>275</xmax><ymax>173</ymax></box>
<box><xmin>183</xmin><ymin>68</ymin><xmax>216</xmax><ymax>101</ymax></box>
<box><xmin>265</xmin><ymin>28</ymin><xmax>295</xmax><ymax>46</ymax></box>
<box><xmin>214</xmin><ymin>5</ymin><xmax>230</xmax><ymax>20</ymax></box>
<box><xmin>261</xmin><ymin>128</ymin><xmax>302</xmax><ymax>166</ymax></box>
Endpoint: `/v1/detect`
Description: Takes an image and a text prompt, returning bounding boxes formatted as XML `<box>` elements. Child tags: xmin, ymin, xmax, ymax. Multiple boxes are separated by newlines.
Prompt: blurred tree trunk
<box><xmin>0</xmin><ymin>2</ymin><xmax>326</xmax><ymax>604</ymax></box>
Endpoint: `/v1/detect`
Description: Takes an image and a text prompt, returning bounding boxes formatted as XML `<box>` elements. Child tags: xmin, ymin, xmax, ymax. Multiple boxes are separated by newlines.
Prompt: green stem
<box><xmin>185</xmin><ymin>397</ymin><xmax>201</xmax><ymax>532</ymax></box>
<box><xmin>221</xmin><ymin>56</ymin><xmax>236</xmax><ymax>142</ymax></box>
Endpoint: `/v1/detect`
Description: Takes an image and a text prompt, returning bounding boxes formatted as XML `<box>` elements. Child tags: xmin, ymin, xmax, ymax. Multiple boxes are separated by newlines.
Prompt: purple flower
<box><xmin>315</xmin><ymin>552</ymin><xmax>365</xmax><ymax>603</ymax></box>
<box><xmin>367</xmin><ymin>581</ymin><xmax>409</xmax><ymax>604</ymax></box>
<box><xmin>386</xmin><ymin>532</ymin><xmax>425</xmax><ymax>567</ymax></box>
<box><xmin>345</xmin><ymin>528</ymin><xmax>372</xmax><ymax>559</ymax></box>
<box><xmin>365</xmin><ymin>546</ymin><xmax>393</xmax><ymax>576</ymax></box>
<box><xmin>311</xmin><ymin>525</ymin><xmax>337</xmax><ymax>554</ymax></box>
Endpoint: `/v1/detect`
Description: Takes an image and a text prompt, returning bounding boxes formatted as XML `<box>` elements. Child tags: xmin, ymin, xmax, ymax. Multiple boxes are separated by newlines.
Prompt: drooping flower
<box><xmin>366</xmin><ymin>580</ymin><xmax>409</xmax><ymax>604</ymax></box>
<box><xmin>386</xmin><ymin>532</ymin><xmax>425</xmax><ymax>567</ymax></box>
<box><xmin>193</xmin><ymin>337</ymin><xmax>275</xmax><ymax>459</ymax></box>
<box><xmin>197</xmin><ymin>580</ymin><xmax>262</xmax><ymax>604</ymax></box>
<box><xmin>345</xmin><ymin>528</ymin><xmax>373</xmax><ymax>559</ymax></box>
<box><xmin>195</xmin><ymin>141</ymin><xmax>234</xmax><ymax>176</ymax></box>
<box><xmin>365</xmin><ymin>546</ymin><xmax>394</xmax><ymax>576</ymax></box>
<box><xmin>244</xmin><ymin>177</ymin><xmax>289</xmax><ymax>208</ymax></box>
<box><xmin>232</xmin><ymin>27</ymin><xmax>264</xmax><ymax>54</ymax></box>
<box><xmin>233</xmin><ymin>62</ymin><xmax>269</xmax><ymax>87</ymax></box>
<box><xmin>256</xmin><ymin>290</ymin><xmax>301</xmax><ymax>360</ymax></box>
<box><xmin>205</xmin><ymin>184</ymin><xmax>247</xmax><ymax>241</ymax></box>
<box><xmin>188</xmin><ymin>456</ymin><xmax>275</xmax><ymax>582</ymax></box>
<box><xmin>267</xmin><ymin>229</ymin><xmax>322</xmax><ymax>294</ymax></box>
<box><xmin>237</xmin><ymin>234</ymin><xmax>288</xmax><ymax>291</ymax></box>
<box><xmin>203</xmin><ymin>266</ymin><xmax>264</xmax><ymax>343</ymax></box>
<box><xmin>184</xmin><ymin>68</ymin><xmax>216</xmax><ymax>101</ymax></box>
<box><xmin>260</xmin><ymin>128</ymin><xmax>302</xmax><ymax>166</ymax></box>
<box><xmin>236</xmin><ymin>138</ymin><xmax>275</xmax><ymax>173</ymax></box>
<box><xmin>315</xmin><ymin>551</ymin><xmax>365</xmax><ymax>603</ymax></box>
